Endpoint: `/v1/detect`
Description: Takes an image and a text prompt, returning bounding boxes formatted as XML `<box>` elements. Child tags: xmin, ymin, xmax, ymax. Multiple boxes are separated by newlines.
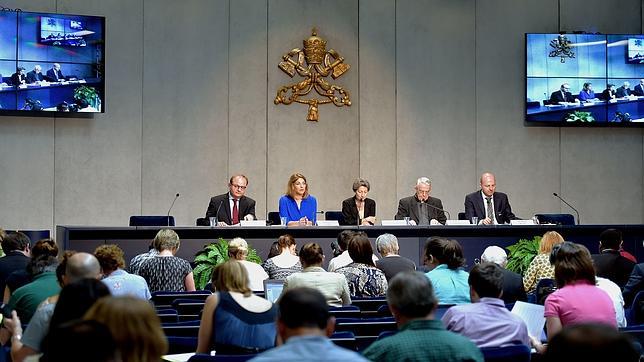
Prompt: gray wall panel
<box><xmin>54</xmin><ymin>0</ymin><xmax>143</xmax><ymax>227</ymax></box>
<box><xmin>267</xmin><ymin>0</ymin><xmax>359</xmax><ymax>215</ymax></box>
<box><xmin>396</xmin><ymin>0</ymin><xmax>476</xmax><ymax>217</ymax></box>
<box><xmin>359</xmin><ymin>0</ymin><xmax>397</xmax><ymax>220</ymax></box>
<box><xmin>229</xmin><ymin>0</ymin><xmax>269</xmax><ymax>219</ymax></box>
<box><xmin>475</xmin><ymin>0</ymin><xmax>562</xmax><ymax>221</ymax></box>
<box><xmin>142</xmin><ymin>0</ymin><xmax>229</xmax><ymax>226</ymax></box>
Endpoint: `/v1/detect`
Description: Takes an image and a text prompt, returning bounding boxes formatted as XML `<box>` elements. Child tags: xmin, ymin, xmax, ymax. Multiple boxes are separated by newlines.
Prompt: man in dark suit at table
<box><xmin>464</xmin><ymin>172</ymin><xmax>516</xmax><ymax>225</ymax></box>
<box><xmin>633</xmin><ymin>79</ymin><xmax>644</xmax><ymax>97</ymax></box>
<box><xmin>395</xmin><ymin>177</ymin><xmax>447</xmax><ymax>225</ymax></box>
<box><xmin>25</xmin><ymin>65</ymin><xmax>44</xmax><ymax>83</ymax></box>
<box><xmin>549</xmin><ymin>83</ymin><xmax>575</xmax><ymax>104</ymax></box>
<box><xmin>46</xmin><ymin>63</ymin><xmax>64</xmax><ymax>82</ymax></box>
<box><xmin>10</xmin><ymin>67</ymin><xmax>26</xmax><ymax>86</ymax></box>
<box><xmin>205</xmin><ymin>174</ymin><xmax>256</xmax><ymax>226</ymax></box>
<box><xmin>616</xmin><ymin>81</ymin><xmax>632</xmax><ymax>98</ymax></box>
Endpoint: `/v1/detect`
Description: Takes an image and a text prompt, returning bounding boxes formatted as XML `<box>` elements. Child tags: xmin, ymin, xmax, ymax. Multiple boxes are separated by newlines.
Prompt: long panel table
<box><xmin>57</xmin><ymin>224</ymin><xmax>644</xmax><ymax>269</ymax></box>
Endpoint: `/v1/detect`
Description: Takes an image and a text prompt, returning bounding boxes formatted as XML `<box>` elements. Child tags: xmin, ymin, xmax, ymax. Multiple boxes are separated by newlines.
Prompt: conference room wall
<box><xmin>1</xmin><ymin>0</ymin><xmax>643</xmax><ymax>234</ymax></box>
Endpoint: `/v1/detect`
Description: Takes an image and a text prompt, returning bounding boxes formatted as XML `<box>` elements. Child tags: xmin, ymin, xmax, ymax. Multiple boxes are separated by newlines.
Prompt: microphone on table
<box><xmin>214</xmin><ymin>199</ymin><xmax>225</xmax><ymax>224</ymax></box>
<box><xmin>167</xmin><ymin>193</ymin><xmax>180</xmax><ymax>226</ymax></box>
<box><xmin>553</xmin><ymin>192</ymin><xmax>581</xmax><ymax>225</ymax></box>
<box><xmin>425</xmin><ymin>203</ymin><xmax>451</xmax><ymax>222</ymax></box>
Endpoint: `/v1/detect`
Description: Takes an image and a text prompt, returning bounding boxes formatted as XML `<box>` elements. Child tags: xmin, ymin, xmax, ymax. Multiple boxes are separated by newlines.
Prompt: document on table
<box><xmin>511</xmin><ymin>301</ymin><xmax>546</xmax><ymax>338</ymax></box>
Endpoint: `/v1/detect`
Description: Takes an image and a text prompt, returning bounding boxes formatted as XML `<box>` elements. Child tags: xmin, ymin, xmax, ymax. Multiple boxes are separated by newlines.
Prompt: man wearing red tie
<box><xmin>205</xmin><ymin>174</ymin><xmax>256</xmax><ymax>226</ymax></box>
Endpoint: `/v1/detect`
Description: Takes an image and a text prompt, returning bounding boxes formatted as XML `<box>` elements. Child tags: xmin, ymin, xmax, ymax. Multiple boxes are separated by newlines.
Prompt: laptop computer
<box><xmin>263</xmin><ymin>279</ymin><xmax>285</xmax><ymax>303</ymax></box>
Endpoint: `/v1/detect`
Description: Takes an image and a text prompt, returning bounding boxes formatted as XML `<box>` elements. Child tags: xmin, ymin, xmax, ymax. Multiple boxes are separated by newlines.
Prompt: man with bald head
<box><xmin>464</xmin><ymin>172</ymin><xmax>516</xmax><ymax>225</ymax></box>
<box><xmin>65</xmin><ymin>252</ymin><xmax>102</xmax><ymax>283</ymax></box>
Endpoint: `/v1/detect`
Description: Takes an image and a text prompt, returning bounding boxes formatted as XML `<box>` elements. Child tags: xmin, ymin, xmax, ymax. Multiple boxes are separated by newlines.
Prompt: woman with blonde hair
<box><xmin>197</xmin><ymin>260</ymin><xmax>277</xmax><ymax>354</ymax></box>
<box><xmin>137</xmin><ymin>229</ymin><xmax>195</xmax><ymax>292</ymax></box>
<box><xmin>84</xmin><ymin>295</ymin><xmax>168</xmax><ymax>361</ymax></box>
<box><xmin>261</xmin><ymin>234</ymin><xmax>302</xmax><ymax>280</ymax></box>
<box><xmin>523</xmin><ymin>231</ymin><xmax>565</xmax><ymax>293</ymax></box>
<box><xmin>228</xmin><ymin>237</ymin><xmax>268</xmax><ymax>291</ymax></box>
<box><xmin>278</xmin><ymin>173</ymin><xmax>317</xmax><ymax>226</ymax></box>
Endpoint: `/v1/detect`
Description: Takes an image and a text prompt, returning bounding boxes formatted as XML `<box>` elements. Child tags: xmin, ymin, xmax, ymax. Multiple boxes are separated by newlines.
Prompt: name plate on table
<box><xmin>381</xmin><ymin>220</ymin><xmax>409</xmax><ymax>226</ymax></box>
<box><xmin>445</xmin><ymin>220</ymin><xmax>471</xmax><ymax>226</ymax></box>
<box><xmin>240</xmin><ymin>220</ymin><xmax>266</xmax><ymax>227</ymax></box>
<box><xmin>510</xmin><ymin>219</ymin><xmax>537</xmax><ymax>225</ymax></box>
<box><xmin>316</xmin><ymin>220</ymin><xmax>339</xmax><ymax>226</ymax></box>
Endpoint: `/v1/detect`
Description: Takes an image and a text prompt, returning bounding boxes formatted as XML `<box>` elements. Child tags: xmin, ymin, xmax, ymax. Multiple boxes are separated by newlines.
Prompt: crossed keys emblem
<box><xmin>274</xmin><ymin>29</ymin><xmax>351</xmax><ymax>122</ymax></box>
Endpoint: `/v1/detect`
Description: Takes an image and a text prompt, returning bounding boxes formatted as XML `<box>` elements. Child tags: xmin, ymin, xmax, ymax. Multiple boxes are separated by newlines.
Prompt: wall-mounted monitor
<box><xmin>526</xmin><ymin>33</ymin><xmax>644</xmax><ymax>126</ymax></box>
<box><xmin>0</xmin><ymin>10</ymin><xmax>105</xmax><ymax>114</ymax></box>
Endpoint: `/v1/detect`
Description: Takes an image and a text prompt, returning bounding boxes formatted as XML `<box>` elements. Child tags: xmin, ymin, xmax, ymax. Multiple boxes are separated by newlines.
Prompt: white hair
<box><xmin>375</xmin><ymin>233</ymin><xmax>399</xmax><ymax>256</ymax></box>
<box><xmin>481</xmin><ymin>246</ymin><xmax>507</xmax><ymax>267</ymax></box>
<box><xmin>416</xmin><ymin>177</ymin><xmax>431</xmax><ymax>187</ymax></box>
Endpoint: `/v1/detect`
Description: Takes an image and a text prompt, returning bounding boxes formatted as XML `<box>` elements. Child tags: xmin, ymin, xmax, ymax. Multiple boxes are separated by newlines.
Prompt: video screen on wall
<box><xmin>0</xmin><ymin>11</ymin><xmax>105</xmax><ymax>114</ymax></box>
<box><xmin>526</xmin><ymin>33</ymin><xmax>644</xmax><ymax>126</ymax></box>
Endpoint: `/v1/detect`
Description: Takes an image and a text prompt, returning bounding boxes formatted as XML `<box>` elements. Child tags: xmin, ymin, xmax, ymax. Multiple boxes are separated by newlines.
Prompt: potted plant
<box><xmin>73</xmin><ymin>85</ymin><xmax>100</xmax><ymax>110</ymax></box>
<box><xmin>563</xmin><ymin>110</ymin><xmax>594</xmax><ymax>122</ymax></box>
<box><xmin>193</xmin><ymin>238</ymin><xmax>262</xmax><ymax>290</ymax></box>
<box><xmin>505</xmin><ymin>236</ymin><xmax>541</xmax><ymax>275</ymax></box>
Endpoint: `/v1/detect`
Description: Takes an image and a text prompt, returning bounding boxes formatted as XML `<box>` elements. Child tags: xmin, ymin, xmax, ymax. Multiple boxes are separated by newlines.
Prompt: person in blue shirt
<box><xmin>279</xmin><ymin>173</ymin><xmax>317</xmax><ymax>226</ymax></box>
<box><xmin>424</xmin><ymin>237</ymin><xmax>471</xmax><ymax>304</ymax></box>
<box><xmin>578</xmin><ymin>82</ymin><xmax>596</xmax><ymax>102</ymax></box>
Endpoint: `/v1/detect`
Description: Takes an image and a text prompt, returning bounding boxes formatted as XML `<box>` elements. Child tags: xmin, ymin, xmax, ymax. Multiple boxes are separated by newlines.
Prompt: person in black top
<box><xmin>549</xmin><ymin>83</ymin><xmax>575</xmax><ymax>104</ymax></box>
<box><xmin>341</xmin><ymin>178</ymin><xmax>376</xmax><ymax>225</ymax></box>
<box><xmin>374</xmin><ymin>233</ymin><xmax>416</xmax><ymax>281</ymax></box>
<box><xmin>0</xmin><ymin>232</ymin><xmax>30</xmax><ymax>296</ymax></box>
<box><xmin>591</xmin><ymin>229</ymin><xmax>635</xmax><ymax>289</ymax></box>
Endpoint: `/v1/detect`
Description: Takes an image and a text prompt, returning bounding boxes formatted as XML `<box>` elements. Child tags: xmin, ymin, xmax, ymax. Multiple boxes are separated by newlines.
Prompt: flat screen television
<box><xmin>526</xmin><ymin>33</ymin><xmax>644</xmax><ymax>126</ymax></box>
<box><xmin>0</xmin><ymin>10</ymin><xmax>105</xmax><ymax>114</ymax></box>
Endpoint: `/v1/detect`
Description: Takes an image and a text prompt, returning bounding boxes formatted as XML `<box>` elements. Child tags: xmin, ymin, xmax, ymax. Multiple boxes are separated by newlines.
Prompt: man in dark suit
<box><xmin>480</xmin><ymin>246</ymin><xmax>527</xmax><ymax>304</ymax></box>
<box><xmin>46</xmin><ymin>63</ymin><xmax>65</xmax><ymax>82</ymax></box>
<box><xmin>616</xmin><ymin>81</ymin><xmax>632</xmax><ymax>98</ymax></box>
<box><xmin>205</xmin><ymin>174</ymin><xmax>256</xmax><ymax>226</ymax></box>
<box><xmin>464</xmin><ymin>172</ymin><xmax>516</xmax><ymax>225</ymax></box>
<box><xmin>10</xmin><ymin>67</ymin><xmax>26</xmax><ymax>86</ymax></box>
<box><xmin>549</xmin><ymin>83</ymin><xmax>575</xmax><ymax>104</ymax></box>
<box><xmin>25</xmin><ymin>65</ymin><xmax>44</xmax><ymax>83</ymax></box>
<box><xmin>394</xmin><ymin>177</ymin><xmax>446</xmax><ymax>225</ymax></box>
<box><xmin>0</xmin><ymin>232</ymin><xmax>30</xmax><ymax>296</ymax></box>
<box><xmin>591</xmin><ymin>229</ymin><xmax>635</xmax><ymax>289</ymax></box>
<box><xmin>634</xmin><ymin>79</ymin><xmax>644</xmax><ymax>97</ymax></box>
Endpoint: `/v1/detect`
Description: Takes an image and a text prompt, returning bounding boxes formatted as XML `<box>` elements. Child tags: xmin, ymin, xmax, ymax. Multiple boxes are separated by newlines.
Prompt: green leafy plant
<box><xmin>193</xmin><ymin>238</ymin><xmax>262</xmax><ymax>290</ymax></box>
<box><xmin>73</xmin><ymin>85</ymin><xmax>99</xmax><ymax>108</ymax></box>
<box><xmin>506</xmin><ymin>236</ymin><xmax>541</xmax><ymax>275</ymax></box>
<box><xmin>564</xmin><ymin>110</ymin><xmax>595</xmax><ymax>122</ymax></box>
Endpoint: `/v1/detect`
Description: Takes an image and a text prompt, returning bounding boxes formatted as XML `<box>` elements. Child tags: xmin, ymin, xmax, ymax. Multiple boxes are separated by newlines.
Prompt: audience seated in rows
<box><xmin>328</xmin><ymin>231</ymin><xmax>377</xmax><ymax>272</ymax></box>
<box><xmin>374</xmin><ymin>233</ymin><xmax>416</xmax><ymax>281</ymax></box>
<box><xmin>282</xmin><ymin>242</ymin><xmax>351</xmax><ymax>307</ymax></box>
<box><xmin>480</xmin><ymin>246</ymin><xmax>527</xmax><ymax>304</ymax></box>
<box><xmin>0</xmin><ymin>232</ymin><xmax>30</xmax><ymax>298</ymax></box>
<box><xmin>424</xmin><ymin>237</ymin><xmax>470</xmax><ymax>304</ymax></box>
<box><xmin>128</xmin><ymin>233</ymin><xmax>160</xmax><ymax>275</ymax></box>
<box><xmin>137</xmin><ymin>229</ymin><xmax>195</xmax><ymax>292</ymax></box>
<box><xmin>533</xmin><ymin>242</ymin><xmax>616</xmax><ymax>353</ymax></box>
<box><xmin>544</xmin><ymin>323</ymin><xmax>639</xmax><ymax>361</ymax></box>
<box><xmin>228</xmin><ymin>237</ymin><xmax>268</xmax><ymax>291</ymax></box>
<box><xmin>591</xmin><ymin>229</ymin><xmax>635</xmax><ymax>289</ymax></box>
<box><xmin>3</xmin><ymin>252</ymin><xmax>103</xmax><ymax>362</ymax></box>
<box><xmin>336</xmin><ymin>233</ymin><xmax>387</xmax><ymax>298</ymax></box>
<box><xmin>442</xmin><ymin>263</ymin><xmax>530</xmax><ymax>348</ymax></box>
<box><xmin>84</xmin><ymin>296</ymin><xmax>168</xmax><ymax>361</ymax></box>
<box><xmin>249</xmin><ymin>287</ymin><xmax>369</xmax><ymax>362</ymax></box>
<box><xmin>362</xmin><ymin>271</ymin><xmax>483</xmax><ymax>362</ymax></box>
<box><xmin>4</xmin><ymin>238</ymin><xmax>58</xmax><ymax>303</ymax></box>
<box><xmin>94</xmin><ymin>244</ymin><xmax>151</xmax><ymax>300</ymax></box>
<box><xmin>523</xmin><ymin>231</ymin><xmax>564</xmax><ymax>293</ymax></box>
<box><xmin>197</xmin><ymin>260</ymin><xmax>277</xmax><ymax>354</ymax></box>
<box><xmin>261</xmin><ymin>234</ymin><xmax>302</xmax><ymax>280</ymax></box>
<box><xmin>38</xmin><ymin>320</ymin><xmax>118</xmax><ymax>362</ymax></box>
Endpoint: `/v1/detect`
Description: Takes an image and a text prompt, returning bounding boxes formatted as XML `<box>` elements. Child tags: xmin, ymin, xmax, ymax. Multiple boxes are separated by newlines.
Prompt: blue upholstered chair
<box><xmin>480</xmin><ymin>344</ymin><xmax>531</xmax><ymax>362</ymax></box>
<box><xmin>534</xmin><ymin>213</ymin><xmax>575</xmax><ymax>225</ymax></box>
<box><xmin>324</xmin><ymin>211</ymin><xmax>345</xmax><ymax>224</ymax></box>
<box><xmin>129</xmin><ymin>215</ymin><xmax>175</xmax><ymax>226</ymax></box>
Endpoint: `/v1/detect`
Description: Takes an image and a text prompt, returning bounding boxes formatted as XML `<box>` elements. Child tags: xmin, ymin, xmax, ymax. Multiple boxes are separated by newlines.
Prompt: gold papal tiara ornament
<box><xmin>274</xmin><ymin>28</ymin><xmax>351</xmax><ymax>122</ymax></box>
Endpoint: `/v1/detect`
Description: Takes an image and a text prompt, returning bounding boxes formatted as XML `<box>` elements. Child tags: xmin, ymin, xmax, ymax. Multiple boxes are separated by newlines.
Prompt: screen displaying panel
<box><xmin>0</xmin><ymin>10</ymin><xmax>105</xmax><ymax>114</ymax></box>
<box><xmin>526</xmin><ymin>33</ymin><xmax>644</xmax><ymax>126</ymax></box>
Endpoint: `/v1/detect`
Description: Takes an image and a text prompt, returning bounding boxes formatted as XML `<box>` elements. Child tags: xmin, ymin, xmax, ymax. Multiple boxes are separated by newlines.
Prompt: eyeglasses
<box><xmin>230</xmin><ymin>184</ymin><xmax>247</xmax><ymax>190</ymax></box>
